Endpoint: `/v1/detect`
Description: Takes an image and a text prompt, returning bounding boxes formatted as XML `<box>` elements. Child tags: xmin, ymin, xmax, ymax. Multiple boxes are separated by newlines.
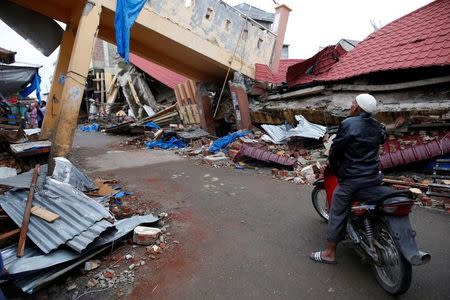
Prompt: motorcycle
<box><xmin>311</xmin><ymin>168</ymin><xmax>430</xmax><ymax>295</ymax></box>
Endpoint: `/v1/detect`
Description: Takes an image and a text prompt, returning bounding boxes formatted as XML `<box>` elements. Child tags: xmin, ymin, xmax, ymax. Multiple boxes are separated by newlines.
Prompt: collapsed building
<box><xmin>250</xmin><ymin>0</ymin><xmax>450</xmax><ymax>127</ymax></box>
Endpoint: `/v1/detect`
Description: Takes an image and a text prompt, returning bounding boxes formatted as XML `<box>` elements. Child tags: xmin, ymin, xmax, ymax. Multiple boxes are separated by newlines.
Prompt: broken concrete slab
<box><xmin>133</xmin><ymin>226</ymin><xmax>162</xmax><ymax>245</ymax></box>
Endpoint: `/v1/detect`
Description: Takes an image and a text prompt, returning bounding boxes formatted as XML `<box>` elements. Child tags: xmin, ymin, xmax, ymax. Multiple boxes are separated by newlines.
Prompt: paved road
<box><xmin>72</xmin><ymin>132</ymin><xmax>450</xmax><ymax>299</ymax></box>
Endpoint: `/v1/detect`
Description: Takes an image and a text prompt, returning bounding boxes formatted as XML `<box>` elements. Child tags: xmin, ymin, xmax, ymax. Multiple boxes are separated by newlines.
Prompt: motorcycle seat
<box><xmin>353</xmin><ymin>185</ymin><xmax>411</xmax><ymax>204</ymax></box>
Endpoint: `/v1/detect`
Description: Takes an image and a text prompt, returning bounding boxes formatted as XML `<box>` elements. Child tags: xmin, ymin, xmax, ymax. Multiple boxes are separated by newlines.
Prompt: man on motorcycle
<box><xmin>310</xmin><ymin>93</ymin><xmax>386</xmax><ymax>264</ymax></box>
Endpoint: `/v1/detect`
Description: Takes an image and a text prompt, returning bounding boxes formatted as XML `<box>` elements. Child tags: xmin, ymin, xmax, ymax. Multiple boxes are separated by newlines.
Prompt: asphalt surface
<box><xmin>71</xmin><ymin>132</ymin><xmax>450</xmax><ymax>300</ymax></box>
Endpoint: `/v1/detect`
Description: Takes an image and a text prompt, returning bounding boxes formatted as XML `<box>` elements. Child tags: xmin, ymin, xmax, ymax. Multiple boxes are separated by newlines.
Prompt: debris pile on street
<box><xmin>0</xmin><ymin>157</ymin><xmax>170</xmax><ymax>295</ymax></box>
<box><xmin>114</xmin><ymin>109</ymin><xmax>450</xmax><ymax>213</ymax></box>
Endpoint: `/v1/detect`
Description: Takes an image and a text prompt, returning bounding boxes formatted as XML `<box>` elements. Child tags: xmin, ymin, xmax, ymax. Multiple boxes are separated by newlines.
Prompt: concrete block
<box><xmin>133</xmin><ymin>226</ymin><xmax>162</xmax><ymax>245</ymax></box>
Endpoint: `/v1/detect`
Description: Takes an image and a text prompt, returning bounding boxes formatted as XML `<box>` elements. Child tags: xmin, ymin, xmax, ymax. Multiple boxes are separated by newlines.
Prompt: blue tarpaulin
<box><xmin>114</xmin><ymin>191</ymin><xmax>134</xmax><ymax>199</ymax></box>
<box><xmin>209</xmin><ymin>130</ymin><xmax>251</xmax><ymax>154</ymax></box>
<box><xmin>79</xmin><ymin>123</ymin><xmax>100</xmax><ymax>132</ymax></box>
<box><xmin>144</xmin><ymin>122</ymin><xmax>161</xmax><ymax>130</ymax></box>
<box><xmin>145</xmin><ymin>137</ymin><xmax>186</xmax><ymax>150</ymax></box>
<box><xmin>115</xmin><ymin>0</ymin><xmax>146</xmax><ymax>62</ymax></box>
<box><xmin>20</xmin><ymin>72</ymin><xmax>42</xmax><ymax>102</ymax></box>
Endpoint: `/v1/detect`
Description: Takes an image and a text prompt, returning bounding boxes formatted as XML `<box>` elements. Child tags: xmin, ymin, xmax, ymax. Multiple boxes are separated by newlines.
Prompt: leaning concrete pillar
<box><xmin>228</xmin><ymin>73</ymin><xmax>252</xmax><ymax>130</ymax></box>
<box><xmin>50</xmin><ymin>2</ymin><xmax>102</xmax><ymax>158</ymax></box>
<box><xmin>195</xmin><ymin>83</ymin><xmax>215</xmax><ymax>134</ymax></box>
<box><xmin>40</xmin><ymin>25</ymin><xmax>76</xmax><ymax>140</ymax></box>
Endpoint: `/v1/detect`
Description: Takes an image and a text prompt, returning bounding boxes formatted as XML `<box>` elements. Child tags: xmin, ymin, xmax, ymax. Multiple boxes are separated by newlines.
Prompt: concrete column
<box><xmin>40</xmin><ymin>26</ymin><xmax>76</xmax><ymax>140</ymax></box>
<box><xmin>195</xmin><ymin>83</ymin><xmax>215</xmax><ymax>134</ymax></box>
<box><xmin>50</xmin><ymin>2</ymin><xmax>102</xmax><ymax>159</ymax></box>
<box><xmin>270</xmin><ymin>4</ymin><xmax>292</xmax><ymax>72</ymax></box>
<box><xmin>228</xmin><ymin>73</ymin><xmax>252</xmax><ymax>130</ymax></box>
<box><xmin>40</xmin><ymin>2</ymin><xmax>85</xmax><ymax>140</ymax></box>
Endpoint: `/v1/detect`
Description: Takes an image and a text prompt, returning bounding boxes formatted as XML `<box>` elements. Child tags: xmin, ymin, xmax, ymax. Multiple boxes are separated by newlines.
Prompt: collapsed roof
<box><xmin>287</xmin><ymin>0</ymin><xmax>450</xmax><ymax>88</ymax></box>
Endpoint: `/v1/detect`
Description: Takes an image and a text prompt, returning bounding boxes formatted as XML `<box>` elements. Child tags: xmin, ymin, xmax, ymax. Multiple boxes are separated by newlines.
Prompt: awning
<box><xmin>0</xmin><ymin>47</ymin><xmax>16</xmax><ymax>64</ymax></box>
<box><xmin>0</xmin><ymin>63</ymin><xmax>39</xmax><ymax>99</ymax></box>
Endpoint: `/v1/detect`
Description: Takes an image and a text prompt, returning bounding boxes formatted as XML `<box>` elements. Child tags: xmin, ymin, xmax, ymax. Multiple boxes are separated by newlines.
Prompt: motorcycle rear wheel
<box><xmin>311</xmin><ymin>186</ymin><xmax>329</xmax><ymax>222</ymax></box>
<box><xmin>372</xmin><ymin>221</ymin><xmax>412</xmax><ymax>295</ymax></box>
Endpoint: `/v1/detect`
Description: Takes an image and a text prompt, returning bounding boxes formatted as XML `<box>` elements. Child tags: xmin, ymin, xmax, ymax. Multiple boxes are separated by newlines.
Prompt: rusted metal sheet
<box><xmin>236</xmin><ymin>144</ymin><xmax>297</xmax><ymax>167</ymax></box>
<box><xmin>380</xmin><ymin>133</ymin><xmax>450</xmax><ymax>170</ymax></box>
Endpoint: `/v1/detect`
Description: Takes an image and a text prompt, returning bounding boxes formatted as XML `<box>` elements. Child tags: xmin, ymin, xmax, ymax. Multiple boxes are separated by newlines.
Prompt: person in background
<box><xmin>27</xmin><ymin>101</ymin><xmax>39</xmax><ymax>129</ymax></box>
<box><xmin>40</xmin><ymin>100</ymin><xmax>46</xmax><ymax>115</ymax></box>
<box><xmin>37</xmin><ymin>101</ymin><xmax>45</xmax><ymax>128</ymax></box>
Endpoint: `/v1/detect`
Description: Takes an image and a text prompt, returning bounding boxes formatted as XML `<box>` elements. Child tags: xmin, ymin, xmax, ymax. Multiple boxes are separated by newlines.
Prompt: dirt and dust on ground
<box><xmin>97</xmin><ymin>119</ymin><xmax>450</xmax><ymax>214</ymax></box>
<box><xmin>2</xmin><ymin>130</ymin><xmax>449</xmax><ymax>300</ymax></box>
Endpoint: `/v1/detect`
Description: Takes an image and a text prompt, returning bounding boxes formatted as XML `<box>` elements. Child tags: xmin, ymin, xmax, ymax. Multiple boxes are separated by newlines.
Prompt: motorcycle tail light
<box><xmin>351</xmin><ymin>204</ymin><xmax>375</xmax><ymax>216</ymax></box>
<box><xmin>382</xmin><ymin>201</ymin><xmax>414</xmax><ymax>216</ymax></box>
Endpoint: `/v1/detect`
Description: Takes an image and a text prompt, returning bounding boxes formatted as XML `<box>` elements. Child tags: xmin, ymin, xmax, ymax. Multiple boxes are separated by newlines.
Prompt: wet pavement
<box><xmin>70</xmin><ymin>131</ymin><xmax>450</xmax><ymax>299</ymax></box>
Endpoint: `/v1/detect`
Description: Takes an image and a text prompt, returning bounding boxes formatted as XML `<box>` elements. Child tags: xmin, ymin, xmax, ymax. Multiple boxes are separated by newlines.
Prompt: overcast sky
<box><xmin>0</xmin><ymin>0</ymin><xmax>432</xmax><ymax>94</ymax></box>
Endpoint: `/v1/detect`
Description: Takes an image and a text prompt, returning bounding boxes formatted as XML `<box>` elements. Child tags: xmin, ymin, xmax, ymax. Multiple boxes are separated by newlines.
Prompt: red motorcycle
<box><xmin>311</xmin><ymin>169</ymin><xmax>430</xmax><ymax>295</ymax></box>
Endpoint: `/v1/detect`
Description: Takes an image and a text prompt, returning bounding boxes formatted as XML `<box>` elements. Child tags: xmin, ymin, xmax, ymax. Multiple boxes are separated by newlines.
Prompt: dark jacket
<box><xmin>329</xmin><ymin>112</ymin><xmax>386</xmax><ymax>180</ymax></box>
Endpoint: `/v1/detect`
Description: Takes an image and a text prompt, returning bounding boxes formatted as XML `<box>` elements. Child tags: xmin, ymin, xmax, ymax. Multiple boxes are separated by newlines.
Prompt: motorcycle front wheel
<box><xmin>372</xmin><ymin>221</ymin><xmax>412</xmax><ymax>295</ymax></box>
<box><xmin>311</xmin><ymin>186</ymin><xmax>329</xmax><ymax>222</ymax></box>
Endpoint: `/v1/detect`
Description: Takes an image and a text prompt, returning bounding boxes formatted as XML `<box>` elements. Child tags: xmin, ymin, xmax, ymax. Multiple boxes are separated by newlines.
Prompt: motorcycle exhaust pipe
<box><xmin>411</xmin><ymin>251</ymin><xmax>431</xmax><ymax>266</ymax></box>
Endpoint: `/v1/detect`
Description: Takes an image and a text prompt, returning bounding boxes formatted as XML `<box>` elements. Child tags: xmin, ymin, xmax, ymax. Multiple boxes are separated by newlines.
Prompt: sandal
<box><xmin>310</xmin><ymin>251</ymin><xmax>337</xmax><ymax>265</ymax></box>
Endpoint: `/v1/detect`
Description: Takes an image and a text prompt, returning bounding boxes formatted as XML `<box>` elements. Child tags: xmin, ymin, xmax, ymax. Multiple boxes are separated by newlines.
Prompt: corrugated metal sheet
<box><xmin>3</xmin><ymin>214</ymin><xmax>158</xmax><ymax>275</ymax></box>
<box><xmin>261</xmin><ymin>115</ymin><xmax>326</xmax><ymax>143</ymax></box>
<box><xmin>0</xmin><ymin>164</ymin><xmax>47</xmax><ymax>188</ymax></box>
<box><xmin>51</xmin><ymin>157</ymin><xmax>96</xmax><ymax>192</ymax></box>
<box><xmin>0</xmin><ymin>178</ymin><xmax>113</xmax><ymax>253</ymax></box>
<box><xmin>2</xmin><ymin>215</ymin><xmax>158</xmax><ymax>293</ymax></box>
<box><xmin>66</xmin><ymin>219</ymin><xmax>115</xmax><ymax>253</ymax></box>
<box><xmin>237</xmin><ymin>144</ymin><xmax>297</xmax><ymax>167</ymax></box>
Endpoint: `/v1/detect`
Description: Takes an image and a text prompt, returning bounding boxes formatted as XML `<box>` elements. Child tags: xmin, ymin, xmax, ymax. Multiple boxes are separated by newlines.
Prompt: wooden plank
<box><xmin>188</xmin><ymin>80</ymin><xmax>197</xmax><ymax>102</ymax></box>
<box><xmin>106</xmin><ymin>74</ymin><xmax>117</xmax><ymax>95</ymax></box>
<box><xmin>180</xmin><ymin>84</ymin><xmax>196</xmax><ymax>124</ymax></box>
<box><xmin>189</xmin><ymin>104</ymin><xmax>201</xmax><ymax>124</ymax></box>
<box><xmin>104</xmin><ymin>72</ymin><xmax>113</xmax><ymax>93</ymax></box>
<box><xmin>127</xmin><ymin>77</ymin><xmax>142</xmax><ymax>106</ymax></box>
<box><xmin>184</xmin><ymin>82</ymin><xmax>195</xmax><ymax>105</ymax></box>
<box><xmin>31</xmin><ymin>206</ymin><xmax>60</xmax><ymax>223</ymax></box>
<box><xmin>383</xmin><ymin>178</ymin><xmax>428</xmax><ymax>189</ymax></box>
<box><xmin>178</xmin><ymin>83</ymin><xmax>189</xmax><ymax>105</ymax></box>
<box><xmin>176</xmin><ymin>103</ymin><xmax>188</xmax><ymax>124</ymax></box>
<box><xmin>136</xmin><ymin>104</ymin><xmax>177</xmax><ymax>125</ymax></box>
<box><xmin>17</xmin><ymin>164</ymin><xmax>40</xmax><ymax>257</ymax></box>
<box><xmin>106</xmin><ymin>84</ymin><xmax>119</xmax><ymax>114</ymax></box>
<box><xmin>174</xmin><ymin>87</ymin><xmax>188</xmax><ymax>124</ymax></box>
<box><xmin>0</xmin><ymin>228</ymin><xmax>20</xmax><ymax>242</ymax></box>
<box><xmin>174</xmin><ymin>86</ymin><xmax>182</xmax><ymax>103</ymax></box>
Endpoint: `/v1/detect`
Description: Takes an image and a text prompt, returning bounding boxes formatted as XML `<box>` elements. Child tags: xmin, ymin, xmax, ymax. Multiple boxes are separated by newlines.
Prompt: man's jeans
<box><xmin>327</xmin><ymin>173</ymin><xmax>383</xmax><ymax>243</ymax></box>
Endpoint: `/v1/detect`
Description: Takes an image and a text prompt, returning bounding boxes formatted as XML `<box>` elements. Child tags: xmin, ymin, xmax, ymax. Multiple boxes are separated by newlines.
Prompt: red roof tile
<box><xmin>288</xmin><ymin>0</ymin><xmax>450</xmax><ymax>87</ymax></box>
<box><xmin>130</xmin><ymin>53</ymin><xmax>187</xmax><ymax>89</ymax></box>
<box><xmin>255</xmin><ymin>59</ymin><xmax>304</xmax><ymax>84</ymax></box>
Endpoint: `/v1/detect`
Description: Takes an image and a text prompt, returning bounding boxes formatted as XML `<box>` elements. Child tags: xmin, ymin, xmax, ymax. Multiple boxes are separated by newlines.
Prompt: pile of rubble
<box><xmin>67</xmin><ymin>212</ymin><xmax>173</xmax><ymax>298</ymax></box>
<box><xmin>0</xmin><ymin>157</ymin><xmax>167</xmax><ymax>295</ymax></box>
<box><xmin>129</xmin><ymin>113</ymin><xmax>449</xmax><ymax>212</ymax></box>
